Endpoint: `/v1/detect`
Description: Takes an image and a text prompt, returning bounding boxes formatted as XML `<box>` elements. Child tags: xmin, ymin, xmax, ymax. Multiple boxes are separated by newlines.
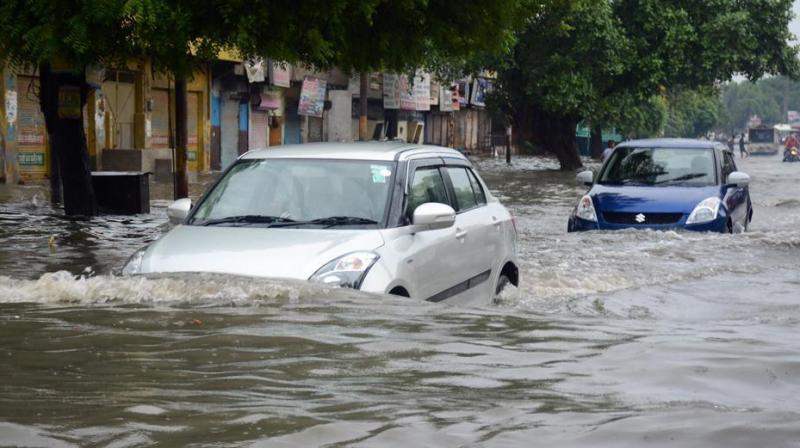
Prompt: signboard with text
<box><xmin>298</xmin><ymin>76</ymin><xmax>326</xmax><ymax>117</ymax></box>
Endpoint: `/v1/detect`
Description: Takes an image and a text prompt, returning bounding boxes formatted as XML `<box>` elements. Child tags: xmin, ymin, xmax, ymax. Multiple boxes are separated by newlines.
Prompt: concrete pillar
<box><xmin>1</xmin><ymin>66</ymin><xmax>19</xmax><ymax>184</ymax></box>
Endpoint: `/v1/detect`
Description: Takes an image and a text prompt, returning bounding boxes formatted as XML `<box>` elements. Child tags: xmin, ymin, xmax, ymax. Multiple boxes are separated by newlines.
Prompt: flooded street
<box><xmin>1</xmin><ymin>155</ymin><xmax>799</xmax><ymax>447</ymax></box>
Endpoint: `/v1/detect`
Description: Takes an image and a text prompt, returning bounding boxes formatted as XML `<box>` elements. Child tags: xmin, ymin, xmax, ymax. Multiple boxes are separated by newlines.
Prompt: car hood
<box><xmin>590</xmin><ymin>184</ymin><xmax>721</xmax><ymax>213</ymax></box>
<box><xmin>142</xmin><ymin>225</ymin><xmax>385</xmax><ymax>279</ymax></box>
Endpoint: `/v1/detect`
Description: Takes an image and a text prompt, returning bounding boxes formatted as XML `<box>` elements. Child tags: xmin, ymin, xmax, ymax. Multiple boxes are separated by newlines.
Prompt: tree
<box><xmin>493</xmin><ymin>0</ymin><xmax>629</xmax><ymax>169</ymax></box>
<box><xmin>493</xmin><ymin>0</ymin><xmax>799</xmax><ymax>170</ymax></box>
<box><xmin>663</xmin><ymin>88</ymin><xmax>724</xmax><ymax>138</ymax></box>
<box><xmin>1</xmin><ymin>0</ymin><xmax>531</xmax><ymax>215</ymax></box>
<box><xmin>720</xmin><ymin>76</ymin><xmax>800</xmax><ymax>131</ymax></box>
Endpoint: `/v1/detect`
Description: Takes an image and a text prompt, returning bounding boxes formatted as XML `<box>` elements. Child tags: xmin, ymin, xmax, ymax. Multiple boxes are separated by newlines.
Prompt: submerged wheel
<box><xmin>495</xmin><ymin>274</ymin><xmax>511</xmax><ymax>296</ymax></box>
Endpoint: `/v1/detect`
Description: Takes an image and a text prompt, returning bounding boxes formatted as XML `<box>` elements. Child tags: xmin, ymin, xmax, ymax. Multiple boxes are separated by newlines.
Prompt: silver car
<box><xmin>123</xmin><ymin>142</ymin><xmax>519</xmax><ymax>304</ymax></box>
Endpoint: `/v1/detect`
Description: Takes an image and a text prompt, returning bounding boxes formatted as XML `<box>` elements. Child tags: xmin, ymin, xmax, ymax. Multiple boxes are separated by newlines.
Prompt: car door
<box><xmin>441</xmin><ymin>164</ymin><xmax>498</xmax><ymax>300</ymax></box>
<box><xmin>398</xmin><ymin>161</ymin><xmax>464</xmax><ymax>301</ymax></box>
<box><xmin>720</xmin><ymin>149</ymin><xmax>748</xmax><ymax>227</ymax></box>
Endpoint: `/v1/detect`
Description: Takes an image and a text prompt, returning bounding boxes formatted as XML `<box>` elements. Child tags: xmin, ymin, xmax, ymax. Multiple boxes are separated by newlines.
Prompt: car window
<box><xmin>446</xmin><ymin>167</ymin><xmax>479</xmax><ymax>211</ymax></box>
<box><xmin>406</xmin><ymin>167</ymin><xmax>449</xmax><ymax>219</ymax></box>
<box><xmin>722</xmin><ymin>151</ymin><xmax>736</xmax><ymax>181</ymax></box>
<box><xmin>467</xmin><ymin>169</ymin><xmax>487</xmax><ymax>206</ymax></box>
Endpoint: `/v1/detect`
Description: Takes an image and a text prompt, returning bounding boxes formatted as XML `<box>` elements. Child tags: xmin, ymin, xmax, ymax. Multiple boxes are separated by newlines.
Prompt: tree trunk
<box><xmin>48</xmin><ymin>135</ymin><xmax>62</xmax><ymax>204</ymax></box>
<box><xmin>546</xmin><ymin>114</ymin><xmax>583</xmax><ymax>171</ymax></box>
<box><xmin>519</xmin><ymin>104</ymin><xmax>583</xmax><ymax>171</ymax></box>
<box><xmin>590</xmin><ymin>125</ymin><xmax>603</xmax><ymax>159</ymax></box>
<box><xmin>358</xmin><ymin>72</ymin><xmax>368</xmax><ymax>140</ymax></box>
<box><xmin>174</xmin><ymin>77</ymin><xmax>189</xmax><ymax>199</ymax></box>
<box><xmin>39</xmin><ymin>63</ymin><xmax>97</xmax><ymax>216</ymax></box>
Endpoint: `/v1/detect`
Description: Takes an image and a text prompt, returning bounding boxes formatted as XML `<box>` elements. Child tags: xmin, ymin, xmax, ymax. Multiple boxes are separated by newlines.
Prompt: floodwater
<box><xmin>1</xmin><ymin>155</ymin><xmax>799</xmax><ymax>447</ymax></box>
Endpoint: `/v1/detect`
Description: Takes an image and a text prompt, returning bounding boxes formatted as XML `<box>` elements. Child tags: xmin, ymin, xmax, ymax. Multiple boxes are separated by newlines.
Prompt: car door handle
<box><xmin>455</xmin><ymin>228</ymin><xmax>468</xmax><ymax>239</ymax></box>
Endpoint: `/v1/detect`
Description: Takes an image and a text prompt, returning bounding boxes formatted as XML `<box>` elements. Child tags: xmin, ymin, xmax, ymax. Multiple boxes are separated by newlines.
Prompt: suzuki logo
<box><xmin>635</xmin><ymin>213</ymin><xmax>646</xmax><ymax>223</ymax></box>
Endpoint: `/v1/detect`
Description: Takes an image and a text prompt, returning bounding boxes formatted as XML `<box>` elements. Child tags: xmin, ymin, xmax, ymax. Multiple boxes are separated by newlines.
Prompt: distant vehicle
<box><xmin>122</xmin><ymin>142</ymin><xmax>519</xmax><ymax>304</ymax></box>
<box><xmin>568</xmin><ymin>138</ymin><xmax>752</xmax><ymax>233</ymax></box>
<box><xmin>747</xmin><ymin>126</ymin><xmax>780</xmax><ymax>156</ymax></box>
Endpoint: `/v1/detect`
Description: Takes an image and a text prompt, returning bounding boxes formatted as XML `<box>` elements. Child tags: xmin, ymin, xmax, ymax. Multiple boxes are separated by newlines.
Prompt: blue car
<box><xmin>568</xmin><ymin>139</ymin><xmax>752</xmax><ymax>233</ymax></box>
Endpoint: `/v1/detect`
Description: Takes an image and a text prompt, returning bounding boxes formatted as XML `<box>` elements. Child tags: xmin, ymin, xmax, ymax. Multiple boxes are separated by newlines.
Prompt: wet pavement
<box><xmin>0</xmin><ymin>154</ymin><xmax>799</xmax><ymax>447</ymax></box>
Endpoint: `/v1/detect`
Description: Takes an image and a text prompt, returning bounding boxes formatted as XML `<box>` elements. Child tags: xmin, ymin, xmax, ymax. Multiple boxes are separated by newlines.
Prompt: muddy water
<box><xmin>1</xmin><ymin>155</ymin><xmax>799</xmax><ymax>447</ymax></box>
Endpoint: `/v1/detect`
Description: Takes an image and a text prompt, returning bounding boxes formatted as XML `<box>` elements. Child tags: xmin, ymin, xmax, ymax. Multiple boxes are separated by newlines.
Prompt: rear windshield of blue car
<box><xmin>599</xmin><ymin>147</ymin><xmax>717</xmax><ymax>186</ymax></box>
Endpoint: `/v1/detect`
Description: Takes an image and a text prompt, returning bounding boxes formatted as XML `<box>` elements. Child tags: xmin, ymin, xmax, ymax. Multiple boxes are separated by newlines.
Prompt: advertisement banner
<box><xmin>457</xmin><ymin>79</ymin><xmax>469</xmax><ymax>107</ymax></box>
<box><xmin>430</xmin><ymin>80</ymin><xmax>440</xmax><ymax>106</ymax></box>
<box><xmin>270</xmin><ymin>62</ymin><xmax>291</xmax><ymax>88</ymax></box>
<box><xmin>439</xmin><ymin>86</ymin><xmax>453</xmax><ymax>112</ymax></box>
<box><xmin>245</xmin><ymin>59</ymin><xmax>266</xmax><ymax>83</ymax></box>
<box><xmin>788</xmin><ymin>110</ymin><xmax>800</xmax><ymax>126</ymax></box>
<box><xmin>470</xmin><ymin>78</ymin><xmax>490</xmax><ymax>107</ymax></box>
<box><xmin>383</xmin><ymin>73</ymin><xmax>401</xmax><ymax>110</ymax></box>
<box><xmin>399</xmin><ymin>76</ymin><xmax>415</xmax><ymax>111</ymax></box>
<box><xmin>413</xmin><ymin>72</ymin><xmax>431</xmax><ymax>111</ymax></box>
<box><xmin>298</xmin><ymin>76</ymin><xmax>326</xmax><ymax>118</ymax></box>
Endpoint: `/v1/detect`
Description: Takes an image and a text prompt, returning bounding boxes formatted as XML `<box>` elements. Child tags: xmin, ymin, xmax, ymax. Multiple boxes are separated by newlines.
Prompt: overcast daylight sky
<box><xmin>792</xmin><ymin>1</ymin><xmax>800</xmax><ymax>42</ymax></box>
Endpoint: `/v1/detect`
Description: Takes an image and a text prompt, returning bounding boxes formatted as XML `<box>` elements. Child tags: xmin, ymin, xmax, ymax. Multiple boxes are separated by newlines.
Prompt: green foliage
<box><xmin>720</xmin><ymin>76</ymin><xmax>800</xmax><ymax>130</ymax></box>
<box><xmin>0</xmin><ymin>0</ymin><xmax>130</xmax><ymax>69</ymax></box>
<box><xmin>613</xmin><ymin>94</ymin><xmax>668</xmax><ymax>139</ymax></box>
<box><xmin>663</xmin><ymin>88</ymin><xmax>725</xmax><ymax>138</ymax></box>
<box><xmin>0</xmin><ymin>0</ymin><xmax>533</xmax><ymax>77</ymax></box>
<box><xmin>493</xmin><ymin>0</ymin><xmax>629</xmax><ymax>119</ymax></box>
<box><xmin>492</xmin><ymin>0</ymin><xmax>799</xmax><ymax>146</ymax></box>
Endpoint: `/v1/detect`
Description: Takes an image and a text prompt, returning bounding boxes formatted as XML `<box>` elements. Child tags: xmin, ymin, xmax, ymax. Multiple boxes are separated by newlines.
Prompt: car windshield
<box><xmin>599</xmin><ymin>147</ymin><xmax>716</xmax><ymax>186</ymax></box>
<box><xmin>189</xmin><ymin>159</ymin><xmax>395</xmax><ymax>228</ymax></box>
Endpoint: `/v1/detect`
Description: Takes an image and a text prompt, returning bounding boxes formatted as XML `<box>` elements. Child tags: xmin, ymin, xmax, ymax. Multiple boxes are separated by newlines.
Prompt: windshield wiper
<box><xmin>655</xmin><ymin>173</ymin><xmax>707</xmax><ymax>184</ymax></box>
<box><xmin>268</xmin><ymin>216</ymin><xmax>378</xmax><ymax>228</ymax></box>
<box><xmin>198</xmin><ymin>215</ymin><xmax>296</xmax><ymax>227</ymax></box>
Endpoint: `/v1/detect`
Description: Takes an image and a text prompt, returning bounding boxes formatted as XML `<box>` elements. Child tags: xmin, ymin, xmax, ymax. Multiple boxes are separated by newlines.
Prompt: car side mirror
<box><xmin>727</xmin><ymin>171</ymin><xmax>750</xmax><ymax>187</ymax></box>
<box><xmin>411</xmin><ymin>202</ymin><xmax>456</xmax><ymax>232</ymax></box>
<box><xmin>167</xmin><ymin>198</ymin><xmax>192</xmax><ymax>224</ymax></box>
<box><xmin>576</xmin><ymin>170</ymin><xmax>594</xmax><ymax>186</ymax></box>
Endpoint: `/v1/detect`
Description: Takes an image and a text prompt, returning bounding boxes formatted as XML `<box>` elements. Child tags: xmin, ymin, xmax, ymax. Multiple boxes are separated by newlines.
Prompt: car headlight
<box><xmin>575</xmin><ymin>195</ymin><xmax>598</xmax><ymax>222</ymax></box>
<box><xmin>309</xmin><ymin>252</ymin><xmax>379</xmax><ymax>289</ymax></box>
<box><xmin>121</xmin><ymin>246</ymin><xmax>147</xmax><ymax>275</ymax></box>
<box><xmin>686</xmin><ymin>197</ymin><xmax>721</xmax><ymax>225</ymax></box>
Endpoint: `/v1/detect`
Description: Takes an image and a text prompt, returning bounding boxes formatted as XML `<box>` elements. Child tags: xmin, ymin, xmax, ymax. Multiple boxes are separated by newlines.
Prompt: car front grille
<box><xmin>602</xmin><ymin>212</ymin><xmax>683</xmax><ymax>225</ymax></box>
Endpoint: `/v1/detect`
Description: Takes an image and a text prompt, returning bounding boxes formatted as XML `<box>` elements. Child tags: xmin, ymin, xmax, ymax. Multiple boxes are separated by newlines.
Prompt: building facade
<box><xmin>2</xmin><ymin>60</ymin><xmax>495</xmax><ymax>185</ymax></box>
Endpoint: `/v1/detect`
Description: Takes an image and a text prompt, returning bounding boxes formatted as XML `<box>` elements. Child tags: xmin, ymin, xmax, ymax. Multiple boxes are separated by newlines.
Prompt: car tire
<box><xmin>743</xmin><ymin>209</ymin><xmax>751</xmax><ymax>233</ymax></box>
<box><xmin>493</xmin><ymin>274</ymin><xmax>512</xmax><ymax>303</ymax></box>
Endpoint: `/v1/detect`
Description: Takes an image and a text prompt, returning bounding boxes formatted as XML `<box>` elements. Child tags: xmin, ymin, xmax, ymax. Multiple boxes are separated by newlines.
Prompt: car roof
<box><xmin>616</xmin><ymin>138</ymin><xmax>723</xmax><ymax>150</ymax></box>
<box><xmin>240</xmin><ymin>141</ymin><xmax>467</xmax><ymax>162</ymax></box>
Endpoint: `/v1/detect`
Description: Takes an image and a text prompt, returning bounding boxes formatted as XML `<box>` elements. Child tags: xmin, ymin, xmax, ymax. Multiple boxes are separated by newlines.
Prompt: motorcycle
<box><xmin>783</xmin><ymin>146</ymin><xmax>800</xmax><ymax>162</ymax></box>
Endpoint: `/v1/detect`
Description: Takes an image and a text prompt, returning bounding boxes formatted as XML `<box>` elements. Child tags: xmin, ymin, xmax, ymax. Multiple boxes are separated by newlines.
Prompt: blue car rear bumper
<box><xmin>568</xmin><ymin>214</ymin><xmax>729</xmax><ymax>233</ymax></box>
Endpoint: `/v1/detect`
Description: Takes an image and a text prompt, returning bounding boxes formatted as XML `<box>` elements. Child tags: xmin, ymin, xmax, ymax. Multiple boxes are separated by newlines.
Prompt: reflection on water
<box><xmin>1</xmin><ymin>156</ymin><xmax>799</xmax><ymax>446</ymax></box>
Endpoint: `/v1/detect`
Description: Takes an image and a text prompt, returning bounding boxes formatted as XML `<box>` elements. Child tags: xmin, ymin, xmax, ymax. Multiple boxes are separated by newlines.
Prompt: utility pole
<box><xmin>358</xmin><ymin>72</ymin><xmax>369</xmax><ymax>141</ymax></box>
<box><xmin>505</xmin><ymin>122</ymin><xmax>512</xmax><ymax>165</ymax></box>
<box><xmin>174</xmin><ymin>76</ymin><xmax>188</xmax><ymax>199</ymax></box>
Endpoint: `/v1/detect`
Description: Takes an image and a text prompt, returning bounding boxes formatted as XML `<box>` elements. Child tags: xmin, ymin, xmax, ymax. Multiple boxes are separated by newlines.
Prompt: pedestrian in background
<box><xmin>728</xmin><ymin>136</ymin><xmax>735</xmax><ymax>155</ymax></box>
<box><xmin>601</xmin><ymin>140</ymin><xmax>616</xmax><ymax>162</ymax></box>
<box><xmin>739</xmin><ymin>133</ymin><xmax>748</xmax><ymax>158</ymax></box>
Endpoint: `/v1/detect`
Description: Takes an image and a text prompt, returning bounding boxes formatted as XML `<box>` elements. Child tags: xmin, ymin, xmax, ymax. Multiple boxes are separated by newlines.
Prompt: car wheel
<box><xmin>493</xmin><ymin>274</ymin><xmax>513</xmax><ymax>303</ymax></box>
